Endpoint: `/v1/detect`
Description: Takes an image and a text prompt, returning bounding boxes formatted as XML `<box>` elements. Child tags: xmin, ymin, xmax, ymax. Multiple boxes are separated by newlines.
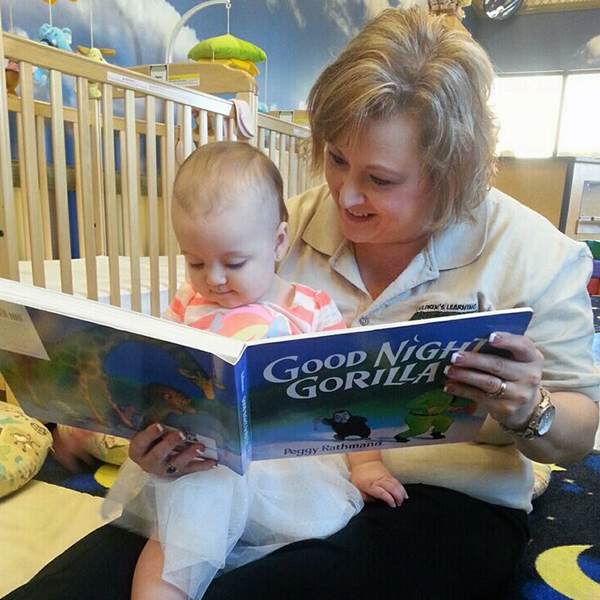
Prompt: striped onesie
<box><xmin>163</xmin><ymin>280</ymin><xmax>347</xmax><ymax>338</ymax></box>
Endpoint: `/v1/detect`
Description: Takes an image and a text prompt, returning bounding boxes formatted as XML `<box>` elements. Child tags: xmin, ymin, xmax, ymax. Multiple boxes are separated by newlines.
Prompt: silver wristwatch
<box><xmin>500</xmin><ymin>387</ymin><xmax>555</xmax><ymax>440</ymax></box>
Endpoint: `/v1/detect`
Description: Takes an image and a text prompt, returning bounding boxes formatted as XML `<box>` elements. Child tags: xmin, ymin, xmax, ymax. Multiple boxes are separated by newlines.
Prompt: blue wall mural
<box><xmin>2</xmin><ymin>1</ymin><xmax>600</xmax><ymax>109</ymax></box>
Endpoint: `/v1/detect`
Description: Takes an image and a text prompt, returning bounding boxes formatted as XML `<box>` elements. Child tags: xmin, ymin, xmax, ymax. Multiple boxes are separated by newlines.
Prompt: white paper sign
<box><xmin>149</xmin><ymin>64</ymin><xmax>168</xmax><ymax>83</ymax></box>
<box><xmin>0</xmin><ymin>302</ymin><xmax>50</xmax><ymax>360</ymax></box>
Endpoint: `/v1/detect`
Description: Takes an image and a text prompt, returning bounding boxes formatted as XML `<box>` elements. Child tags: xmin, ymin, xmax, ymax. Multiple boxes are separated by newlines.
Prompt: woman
<box><xmin>10</xmin><ymin>7</ymin><xmax>598</xmax><ymax>600</ymax></box>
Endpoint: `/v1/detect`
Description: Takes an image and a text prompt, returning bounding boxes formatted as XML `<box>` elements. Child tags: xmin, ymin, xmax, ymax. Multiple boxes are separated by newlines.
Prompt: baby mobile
<box><xmin>75</xmin><ymin>0</ymin><xmax>116</xmax><ymax>99</ymax></box>
<box><xmin>21</xmin><ymin>0</ymin><xmax>115</xmax><ymax>97</ymax></box>
<box><xmin>33</xmin><ymin>0</ymin><xmax>78</xmax><ymax>86</ymax></box>
<box><xmin>4</xmin><ymin>0</ymin><xmax>19</xmax><ymax>95</ymax></box>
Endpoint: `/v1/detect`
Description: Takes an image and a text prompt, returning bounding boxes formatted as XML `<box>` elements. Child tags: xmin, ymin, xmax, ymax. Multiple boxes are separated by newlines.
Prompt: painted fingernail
<box><xmin>443</xmin><ymin>365</ymin><xmax>453</xmax><ymax>376</ymax></box>
<box><xmin>178</xmin><ymin>431</ymin><xmax>186</xmax><ymax>441</ymax></box>
<box><xmin>451</xmin><ymin>352</ymin><xmax>465</xmax><ymax>365</ymax></box>
<box><xmin>489</xmin><ymin>332</ymin><xmax>501</xmax><ymax>344</ymax></box>
<box><xmin>195</xmin><ymin>449</ymin><xmax>204</xmax><ymax>456</ymax></box>
<box><xmin>156</xmin><ymin>424</ymin><xmax>164</xmax><ymax>433</ymax></box>
<box><xmin>443</xmin><ymin>385</ymin><xmax>453</xmax><ymax>394</ymax></box>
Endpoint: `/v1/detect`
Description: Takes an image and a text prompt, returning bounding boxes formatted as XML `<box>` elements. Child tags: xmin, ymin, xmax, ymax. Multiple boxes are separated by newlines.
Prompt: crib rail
<box><xmin>255</xmin><ymin>112</ymin><xmax>320</xmax><ymax>199</ymax></box>
<box><xmin>0</xmin><ymin>28</ymin><xmax>313</xmax><ymax>318</ymax></box>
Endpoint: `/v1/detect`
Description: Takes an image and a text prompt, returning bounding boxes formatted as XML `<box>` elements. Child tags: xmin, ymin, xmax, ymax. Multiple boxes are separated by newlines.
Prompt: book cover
<box><xmin>0</xmin><ymin>279</ymin><xmax>533</xmax><ymax>474</ymax></box>
<box><xmin>244</xmin><ymin>308</ymin><xmax>533</xmax><ymax>461</ymax></box>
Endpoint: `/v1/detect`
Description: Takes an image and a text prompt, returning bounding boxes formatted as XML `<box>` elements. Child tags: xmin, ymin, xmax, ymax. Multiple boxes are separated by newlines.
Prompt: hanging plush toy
<box><xmin>5</xmin><ymin>61</ymin><xmax>20</xmax><ymax>96</ymax></box>
<box><xmin>76</xmin><ymin>46</ymin><xmax>116</xmax><ymax>99</ymax></box>
<box><xmin>33</xmin><ymin>24</ymin><xmax>73</xmax><ymax>86</ymax></box>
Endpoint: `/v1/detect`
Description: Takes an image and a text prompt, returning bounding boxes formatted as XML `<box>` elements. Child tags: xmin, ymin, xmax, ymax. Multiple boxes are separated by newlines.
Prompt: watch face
<box><xmin>537</xmin><ymin>406</ymin><xmax>556</xmax><ymax>436</ymax></box>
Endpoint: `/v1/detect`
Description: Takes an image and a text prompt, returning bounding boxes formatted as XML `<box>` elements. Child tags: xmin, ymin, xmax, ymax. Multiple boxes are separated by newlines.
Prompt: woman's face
<box><xmin>325</xmin><ymin>113</ymin><xmax>434</xmax><ymax>247</ymax></box>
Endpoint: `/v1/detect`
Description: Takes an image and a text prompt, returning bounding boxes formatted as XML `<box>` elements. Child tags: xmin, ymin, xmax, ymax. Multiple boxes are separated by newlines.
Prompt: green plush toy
<box><xmin>188</xmin><ymin>33</ymin><xmax>266</xmax><ymax>64</ymax></box>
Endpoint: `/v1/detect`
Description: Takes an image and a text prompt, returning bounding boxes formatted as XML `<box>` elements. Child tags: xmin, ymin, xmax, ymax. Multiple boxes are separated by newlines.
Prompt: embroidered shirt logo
<box><xmin>411</xmin><ymin>302</ymin><xmax>478</xmax><ymax>321</ymax></box>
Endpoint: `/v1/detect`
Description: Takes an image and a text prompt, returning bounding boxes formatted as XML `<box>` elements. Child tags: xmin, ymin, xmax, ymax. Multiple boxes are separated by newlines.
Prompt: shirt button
<box><xmin>359</xmin><ymin>316</ymin><xmax>369</xmax><ymax>326</ymax></box>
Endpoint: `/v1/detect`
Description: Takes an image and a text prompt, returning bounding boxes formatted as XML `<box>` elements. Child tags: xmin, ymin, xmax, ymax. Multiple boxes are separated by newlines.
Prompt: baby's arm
<box><xmin>348</xmin><ymin>451</ymin><xmax>408</xmax><ymax>508</ymax></box>
<box><xmin>51</xmin><ymin>424</ymin><xmax>95</xmax><ymax>472</ymax></box>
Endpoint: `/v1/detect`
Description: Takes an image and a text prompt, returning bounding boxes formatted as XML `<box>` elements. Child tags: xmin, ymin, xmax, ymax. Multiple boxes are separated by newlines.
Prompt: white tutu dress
<box><xmin>104</xmin><ymin>455</ymin><xmax>363</xmax><ymax>599</ymax></box>
<box><xmin>103</xmin><ymin>283</ymin><xmax>365</xmax><ymax>599</ymax></box>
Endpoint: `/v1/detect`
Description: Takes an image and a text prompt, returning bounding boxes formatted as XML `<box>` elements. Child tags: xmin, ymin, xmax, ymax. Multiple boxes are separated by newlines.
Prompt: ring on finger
<box><xmin>165</xmin><ymin>461</ymin><xmax>178</xmax><ymax>475</ymax></box>
<box><xmin>487</xmin><ymin>380</ymin><xmax>507</xmax><ymax>399</ymax></box>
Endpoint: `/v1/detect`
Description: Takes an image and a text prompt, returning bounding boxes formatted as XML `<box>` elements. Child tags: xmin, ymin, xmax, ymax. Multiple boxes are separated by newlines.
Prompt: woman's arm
<box><xmin>513</xmin><ymin>391</ymin><xmax>598</xmax><ymax>463</ymax></box>
<box><xmin>443</xmin><ymin>331</ymin><xmax>599</xmax><ymax>464</ymax></box>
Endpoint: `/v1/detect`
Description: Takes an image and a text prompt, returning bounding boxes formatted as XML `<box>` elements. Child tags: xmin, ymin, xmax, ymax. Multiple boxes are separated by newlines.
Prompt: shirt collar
<box><xmin>302</xmin><ymin>187</ymin><xmax>489</xmax><ymax>272</ymax></box>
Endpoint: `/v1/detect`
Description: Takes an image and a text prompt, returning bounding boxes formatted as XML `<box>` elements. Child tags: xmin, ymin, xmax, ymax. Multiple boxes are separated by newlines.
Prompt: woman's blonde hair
<box><xmin>307</xmin><ymin>7</ymin><xmax>498</xmax><ymax>230</ymax></box>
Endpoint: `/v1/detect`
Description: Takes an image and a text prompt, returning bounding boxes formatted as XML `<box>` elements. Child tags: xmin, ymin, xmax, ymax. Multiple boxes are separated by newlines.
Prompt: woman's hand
<box><xmin>443</xmin><ymin>331</ymin><xmax>544</xmax><ymax>431</ymax></box>
<box><xmin>350</xmin><ymin>457</ymin><xmax>408</xmax><ymax>508</ymax></box>
<box><xmin>129</xmin><ymin>424</ymin><xmax>217</xmax><ymax>477</ymax></box>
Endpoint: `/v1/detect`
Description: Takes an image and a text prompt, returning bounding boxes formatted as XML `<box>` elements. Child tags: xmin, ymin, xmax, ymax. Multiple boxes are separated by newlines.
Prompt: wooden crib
<box><xmin>0</xmin><ymin>26</ymin><xmax>316</xmax><ymax>319</ymax></box>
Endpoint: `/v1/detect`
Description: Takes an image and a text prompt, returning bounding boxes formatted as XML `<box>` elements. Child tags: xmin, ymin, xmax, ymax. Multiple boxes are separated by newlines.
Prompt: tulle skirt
<box><xmin>103</xmin><ymin>455</ymin><xmax>364</xmax><ymax>599</ymax></box>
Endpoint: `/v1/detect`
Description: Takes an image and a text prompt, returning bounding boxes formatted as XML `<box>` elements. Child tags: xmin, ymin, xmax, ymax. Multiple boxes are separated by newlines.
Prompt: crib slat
<box><xmin>72</xmin><ymin>122</ymin><xmax>84</xmax><ymax>257</ymax></box>
<box><xmin>257</xmin><ymin>127</ymin><xmax>267</xmax><ymax>155</ymax></box>
<box><xmin>268</xmin><ymin>130</ymin><xmax>276</xmax><ymax>162</ymax></box>
<box><xmin>278</xmin><ymin>134</ymin><xmax>288</xmax><ymax>199</ymax></box>
<box><xmin>76</xmin><ymin>77</ymin><xmax>98</xmax><ymax>300</ymax></box>
<box><xmin>182</xmin><ymin>104</ymin><xmax>193</xmax><ymax>161</ymax></box>
<box><xmin>146</xmin><ymin>95</ymin><xmax>160</xmax><ymax>317</ymax></box>
<box><xmin>35</xmin><ymin>115</ymin><xmax>52</xmax><ymax>259</ymax></box>
<box><xmin>16</xmin><ymin>106</ymin><xmax>30</xmax><ymax>261</ymax></box>
<box><xmin>199</xmin><ymin>109</ymin><xmax>208</xmax><ymax>146</ymax></box>
<box><xmin>288</xmin><ymin>136</ymin><xmax>297</xmax><ymax>198</ymax></box>
<box><xmin>102</xmin><ymin>83</ymin><xmax>121</xmax><ymax>307</ymax></box>
<box><xmin>165</xmin><ymin>101</ymin><xmax>178</xmax><ymax>300</ymax></box>
<box><xmin>160</xmin><ymin>134</ymin><xmax>168</xmax><ymax>255</ymax></box>
<box><xmin>90</xmin><ymin>99</ymin><xmax>106</xmax><ymax>255</ymax></box>
<box><xmin>119</xmin><ymin>130</ymin><xmax>129</xmax><ymax>256</ymax></box>
<box><xmin>228</xmin><ymin>116</ymin><xmax>237</xmax><ymax>141</ymax></box>
<box><xmin>0</xmin><ymin>26</ymin><xmax>19</xmax><ymax>280</ymax></box>
<box><xmin>215</xmin><ymin>113</ymin><xmax>224</xmax><ymax>142</ymax></box>
<box><xmin>124</xmin><ymin>89</ymin><xmax>142</xmax><ymax>313</ymax></box>
<box><xmin>49</xmin><ymin>70</ymin><xmax>73</xmax><ymax>294</ymax></box>
<box><xmin>19</xmin><ymin>61</ymin><xmax>45</xmax><ymax>287</ymax></box>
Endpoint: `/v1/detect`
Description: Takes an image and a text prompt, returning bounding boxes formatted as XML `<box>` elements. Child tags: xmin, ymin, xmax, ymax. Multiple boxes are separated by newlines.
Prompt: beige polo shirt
<box><xmin>279</xmin><ymin>184</ymin><xmax>600</xmax><ymax>512</ymax></box>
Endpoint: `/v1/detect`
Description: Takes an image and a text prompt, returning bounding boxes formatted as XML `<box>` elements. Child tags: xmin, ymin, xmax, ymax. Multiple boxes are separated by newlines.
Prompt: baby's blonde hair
<box><xmin>173</xmin><ymin>142</ymin><xmax>287</xmax><ymax>228</ymax></box>
<box><xmin>307</xmin><ymin>7</ymin><xmax>498</xmax><ymax>231</ymax></box>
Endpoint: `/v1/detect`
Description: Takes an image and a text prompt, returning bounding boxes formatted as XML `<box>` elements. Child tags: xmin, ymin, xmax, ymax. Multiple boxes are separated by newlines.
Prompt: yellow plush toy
<box><xmin>76</xmin><ymin>45</ymin><xmax>116</xmax><ymax>99</ymax></box>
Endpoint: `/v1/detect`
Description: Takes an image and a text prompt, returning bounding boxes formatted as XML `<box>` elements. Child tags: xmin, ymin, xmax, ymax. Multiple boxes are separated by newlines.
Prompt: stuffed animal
<box><xmin>5</xmin><ymin>60</ymin><xmax>20</xmax><ymax>96</ymax></box>
<box><xmin>33</xmin><ymin>24</ymin><xmax>73</xmax><ymax>86</ymax></box>
<box><xmin>76</xmin><ymin>45</ymin><xmax>116</xmax><ymax>99</ymax></box>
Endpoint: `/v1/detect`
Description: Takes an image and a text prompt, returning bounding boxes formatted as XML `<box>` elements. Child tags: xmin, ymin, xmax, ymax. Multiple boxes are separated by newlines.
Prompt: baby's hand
<box><xmin>51</xmin><ymin>425</ymin><xmax>95</xmax><ymax>472</ymax></box>
<box><xmin>350</xmin><ymin>460</ymin><xmax>408</xmax><ymax>508</ymax></box>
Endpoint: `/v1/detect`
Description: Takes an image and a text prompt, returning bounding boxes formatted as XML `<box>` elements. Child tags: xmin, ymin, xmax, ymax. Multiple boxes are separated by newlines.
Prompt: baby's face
<box><xmin>173</xmin><ymin>194</ymin><xmax>287</xmax><ymax>308</ymax></box>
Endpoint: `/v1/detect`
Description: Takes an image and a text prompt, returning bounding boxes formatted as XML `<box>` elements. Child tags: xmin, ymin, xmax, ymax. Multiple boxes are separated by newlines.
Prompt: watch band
<box><xmin>500</xmin><ymin>386</ymin><xmax>555</xmax><ymax>440</ymax></box>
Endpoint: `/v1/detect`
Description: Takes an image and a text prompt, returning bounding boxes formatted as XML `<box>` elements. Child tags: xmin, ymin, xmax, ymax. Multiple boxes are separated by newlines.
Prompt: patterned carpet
<box><xmin>514</xmin><ymin>451</ymin><xmax>600</xmax><ymax>600</ymax></box>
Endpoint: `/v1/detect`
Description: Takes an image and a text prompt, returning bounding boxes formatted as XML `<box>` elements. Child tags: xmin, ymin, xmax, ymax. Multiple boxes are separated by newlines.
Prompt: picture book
<box><xmin>0</xmin><ymin>278</ymin><xmax>533</xmax><ymax>474</ymax></box>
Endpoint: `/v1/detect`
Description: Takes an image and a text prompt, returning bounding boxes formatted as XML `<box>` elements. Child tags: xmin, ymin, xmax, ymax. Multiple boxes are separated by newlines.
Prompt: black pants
<box><xmin>5</xmin><ymin>484</ymin><xmax>529</xmax><ymax>600</ymax></box>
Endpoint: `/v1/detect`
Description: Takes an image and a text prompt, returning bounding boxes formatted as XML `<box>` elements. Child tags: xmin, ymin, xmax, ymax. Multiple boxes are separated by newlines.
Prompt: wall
<box><xmin>466</xmin><ymin>8</ymin><xmax>600</xmax><ymax>72</ymax></box>
<box><xmin>1</xmin><ymin>0</ymin><xmax>376</xmax><ymax>111</ymax></box>
<box><xmin>4</xmin><ymin>2</ymin><xmax>600</xmax><ymax>108</ymax></box>
<box><xmin>493</xmin><ymin>157</ymin><xmax>573</xmax><ymax>228</ymax></box>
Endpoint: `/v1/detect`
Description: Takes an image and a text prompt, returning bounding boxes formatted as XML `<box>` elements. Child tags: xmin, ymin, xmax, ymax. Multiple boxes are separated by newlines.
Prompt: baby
<box><xmin>108</xmin><ymin>142</ymin><xmax>407</xmax><ymax>600</ymax></box>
